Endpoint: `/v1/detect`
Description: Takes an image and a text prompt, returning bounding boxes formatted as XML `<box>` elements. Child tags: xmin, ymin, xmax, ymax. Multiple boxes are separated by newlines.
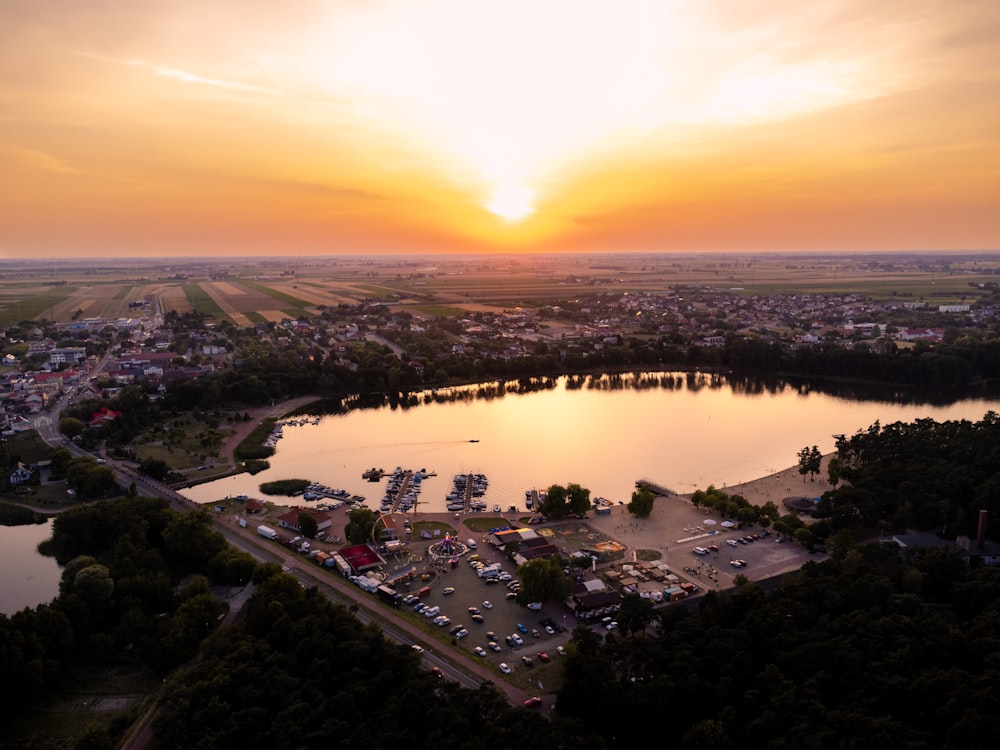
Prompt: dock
<box><xmin>635</xmin><ymin>479</ymin><xmax>675</xmax><ymax>496</ymax></box>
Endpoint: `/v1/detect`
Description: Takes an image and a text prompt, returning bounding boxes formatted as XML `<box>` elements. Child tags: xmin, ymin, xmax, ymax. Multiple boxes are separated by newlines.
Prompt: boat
<box><xmin>469</xmin><ymin>439</ymin><xmax>479</xmax><ymax>443</ymax></box>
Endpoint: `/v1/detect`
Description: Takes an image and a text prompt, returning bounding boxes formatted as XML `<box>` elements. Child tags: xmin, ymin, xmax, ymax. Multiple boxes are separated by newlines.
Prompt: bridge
<box><xmin>635</xmin><ymin>479</ymin><xmax>675</xmax><ymax>497</ymax></box>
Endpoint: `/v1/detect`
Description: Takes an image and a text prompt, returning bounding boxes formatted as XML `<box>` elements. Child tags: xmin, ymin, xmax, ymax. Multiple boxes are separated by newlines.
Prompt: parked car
<box><xmin>536</xmin><ymin>651</ymin><xmax>550</xmax><ymax>662</ymax></box>
<box><xmin>499</xmin><ymin>663</ymin><xmax>511</xmax><ymax>674</ymax></box>
<box><xmin>442</xmin><ymin>587</ymin><xmax>455</xmax><ymax>595</ymax></box>
<box><xmin>523</xmin><ymin>696</ymin><xmax>543</xmax><ymax>708</ymax></box>
<box><xmin>482</xmin><ymin>600</ymin><xmax>493</xmax><ymax>609</ymax></box>
<box><xmin>473</xmin><ymin>646</ymin><xmax>487</xmax><ymax>657</ymax></box>
<box><xmin>521</xmin><ymin>655</ymin><xmax>534</xmax><ymax>667</ymax></box>
<box><xmin>455</xmin><ymin>628</ymin><xmax>469</xmax><ymax>639</ymax></box>
<box><xmin>511</xmin><ymin>633</ymin><xmax>524</xmax><ymax>645</ymax></box>
<box><xmin>527</xmin><ymin>601</ymin><xmax>542</xmax><ymax>610</ymax></box>
<box><xmin>471</xmin><ymin>613</ymin><xmax>485</xmax><ymax>623</ymax></box>
<box><xmin>488</xmin><ymin>641</ymin><xmax>502</xmax><ymax>652</ymax></box>
<box><xmin>556</xmin><ymin>645</ymin><xmax>566</xmax><ymax>656</ymax></box>
<box><xmin>726</xmin><ymin>539</ymin><xmax>739</xmax><ymax>547</ymax></box>
<box><xmin>517</xmin><ymin>623</ymin><xmax>528</xmax><ymax>633</ymax></box>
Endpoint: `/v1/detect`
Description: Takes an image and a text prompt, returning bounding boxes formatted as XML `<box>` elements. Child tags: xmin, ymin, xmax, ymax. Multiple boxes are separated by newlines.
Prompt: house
<box><xmin>89</xmin><ymin>406</ymin><xmax>122</xmax><ymax>428</ymax></box>
<box><xmin>9</xmin><ymin>462</ymin><xmax>33</xmax><ymax>485</ymax></box>
<box><xmin>276</xmin><ymin>507</ymin><xmax>333</xmax><ymax>534</ymax></box>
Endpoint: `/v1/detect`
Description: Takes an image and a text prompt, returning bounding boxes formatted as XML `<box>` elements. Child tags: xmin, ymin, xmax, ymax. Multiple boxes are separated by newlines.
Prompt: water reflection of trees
<box><xmin>298</xmin><ymin>369</ymin><xmax>1000</xmax><ymax>417</ymax></box>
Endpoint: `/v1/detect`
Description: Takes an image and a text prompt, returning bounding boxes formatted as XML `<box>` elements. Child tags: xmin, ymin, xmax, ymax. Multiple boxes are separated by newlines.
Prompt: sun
<box><xmin>484</xmin><ymin>182</ymin><xmax>535</xmax><ymax>222</ymax></box>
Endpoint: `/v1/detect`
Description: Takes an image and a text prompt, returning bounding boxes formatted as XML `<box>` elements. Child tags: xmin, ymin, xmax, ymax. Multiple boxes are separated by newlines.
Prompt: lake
<box><xmin>182</xmin><ymin>373</ymin><xmax>1000</xmax><ymax>513</ymax></box>
<box><xmin>0</xmin><ymin>519</ymin><xmax>61</xmax><ymax>615</ymax></box>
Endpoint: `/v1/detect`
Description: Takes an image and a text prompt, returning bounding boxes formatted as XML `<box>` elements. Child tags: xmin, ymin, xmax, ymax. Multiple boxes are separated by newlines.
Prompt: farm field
<box><xmin>0</xmin><ymin>252</ymin><xmax>997</xmax><ymax>326</ymax></box>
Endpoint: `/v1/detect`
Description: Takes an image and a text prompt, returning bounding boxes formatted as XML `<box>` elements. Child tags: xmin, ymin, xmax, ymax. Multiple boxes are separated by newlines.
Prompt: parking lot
<box><xmin>394</xmin><ymin>498</ymin><xmax>821</xmax><ymax>685</ymax></box>
<box><xmin>399</xmin><ymin>532</ymin><xmax>573</xmax><ymax>683</ymax></box>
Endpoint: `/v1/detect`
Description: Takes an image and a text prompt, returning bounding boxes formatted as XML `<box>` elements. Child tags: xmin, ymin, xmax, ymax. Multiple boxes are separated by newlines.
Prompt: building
<box><xmin>276</xmin><ymin>507</ymin><xmax>333</xmax><ymax>534</ymax></box>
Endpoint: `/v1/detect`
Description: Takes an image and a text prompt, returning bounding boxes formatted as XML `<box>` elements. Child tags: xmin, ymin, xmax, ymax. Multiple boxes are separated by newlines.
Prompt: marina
<box><xmin>378</xmin><ymin>468</ymin><xmax>435</xmax><ymax>514</ymax></box>
<box><xmin>446</xmin><ymin>473</ymin><xmax>489</xmax><ymax>514</ymax></box>
<box><xmin>301</xmin><ymin>482</ymin><xmax>366</xmax><ymax>506</ymax></box>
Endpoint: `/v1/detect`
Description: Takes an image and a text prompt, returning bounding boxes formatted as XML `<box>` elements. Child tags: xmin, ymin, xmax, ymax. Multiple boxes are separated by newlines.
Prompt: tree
<box><xmin>567</xmin><ymin>483</ymin><xmax>591</xmax><ymax>516</ymax></box>
<box><xmin>298</xmin><ymin>512</ymin><xmax>318</xmax><ymax>539</ymax></box>
<box><xmin>47</xmin><ymin>446</ymin><xmax>72</xmax><ymax>480</ymax></box>
<box><xmin>616</xmin><ymin>592</ymin><xmax>655</xmax><ymax>636</ymax></box>
<box><xmin>539</xmin><ymin>484</ymin><xmax>569</xmax><ymax>518</ymax></box>
<box><xmin>827</xmin><ymin>455</ymin><xmax>844</xmax><ymax>488</ymax></box>
<box><xmin>345</xmin><ymin>506</ymin><xmax>376</xmax><ymax>544</ymax></box>
<box><xmin>65</xmin><ymin>457</ymin><xmax>116</xmax><ymax>499</ymax></box>
<box><xmin>628</xmin><ymin>486</ymin><xmax>655</xmax><ymax>517</ymax></box>
<box><xmin>797</xmin><ymin>445</ymin><xmax>822</xmax><ymax>482</ymax></box>
<box><xmin>73</xmin><ymin>563</ymin><xmax>115</xmax><ymax>610</ymax></box>
<box><xmin>59</xmin><ymin>416</ymin><xmax>86</xmax><ymax>439</ymax></box>
<box><xmin>138</xmin><ymin>457</ymin><xmax>171</xmax><ymax>482</ymax></box>
<box><xmin>515</xmin><ymin>557</ymin><xmax>570</xmax><ymax>604</ymax></box>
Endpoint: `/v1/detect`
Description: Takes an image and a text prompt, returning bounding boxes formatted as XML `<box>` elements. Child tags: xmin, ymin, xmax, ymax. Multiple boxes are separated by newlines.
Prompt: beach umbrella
<box><xmin>703</xmin><ymin>519</ymin><xmax>717</xmax><ymax>525</ymax></box>
<box><xmin>720</xmin><ymin>521</ymin><xmax>735</xmax><ymax>527</ymax></box>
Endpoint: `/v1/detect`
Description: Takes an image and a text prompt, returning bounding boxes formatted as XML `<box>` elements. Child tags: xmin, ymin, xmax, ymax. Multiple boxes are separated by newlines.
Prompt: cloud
<box><xmin>123</xmin><ymin>59</ymin><xmax>281</xmax><ymax>94</ymax></box>
<box><xmin>3</xmin><ymin>146</ymin><xmax>78</xmax><ymax>174</ymax></box>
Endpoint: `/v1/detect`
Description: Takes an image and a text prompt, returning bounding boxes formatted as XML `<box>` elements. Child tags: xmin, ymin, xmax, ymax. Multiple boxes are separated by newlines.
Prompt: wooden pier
<box><xmin>635</xmin><ymin>479</ymin><xmax>675</xmax><ymax>497</ymax></box>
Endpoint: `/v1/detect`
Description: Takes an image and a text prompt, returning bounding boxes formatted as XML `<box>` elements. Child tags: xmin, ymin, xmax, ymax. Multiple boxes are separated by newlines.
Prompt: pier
<box><xmin>636</xmin><ymin>479</ymin><xmax>675</xmax><ymax>497</ymax></box>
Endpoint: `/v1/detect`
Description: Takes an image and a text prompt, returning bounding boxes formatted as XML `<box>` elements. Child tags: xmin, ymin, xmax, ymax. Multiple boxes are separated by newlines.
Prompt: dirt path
<box><xmin>218</xmin><ymin>395</ymin><xmax>322</xmax><ymax>466</ymax></box>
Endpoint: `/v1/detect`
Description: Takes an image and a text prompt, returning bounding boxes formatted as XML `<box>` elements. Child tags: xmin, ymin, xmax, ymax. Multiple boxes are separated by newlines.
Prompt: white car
<box><xmin>527</xmin><ymin>601</ymin><xmax>542</xmax><ymax>611</ymax></box>
<box><xmin>455</xmin><ymin>628</ymin><xmax>469</xmax><ymax>639</ymax></box>
<box><xmin>727</xmin><ymin>539</ymin><xmax>739</xmax><ymax>547</ymax></box>
<box><xmin>556</xmin><ymin>645</ymin><xmax>566</xmax><ymax>656</ymax></box>
<box><xmin>442</xmin><ymin>587</ymin><xmax>455</xmax><ymax>595</ymax></box>
<box><xmin>488</xmin><ymin>641</ymin><xmax>502</xmax><ymax>652</ymax></box>
<box><xmin>499</xmin><ymin>662</ymin><xmax>512</xmax><ymax>674</ymax></box>
<box><xmin>473</xmin><ymin>646</ymin><xmax>487</xmax><ymax>657</ymax></box>
<box><xmin>511</xmin><ymin>633</ymin><xmax>523</xmax><ymax>646</ymax></box>
<box><xmin>482</xmin><ymin>600</ymin><xmax>493</xmax><ymax>609</ymax></box>
<box><xmin>412</xmin><ymin>644</ymin><xmax>424</xmax><ymax>653</ymax></box>
<box><xmin>692</xmin><ymin>546</ymin><xmax>709</xmax><ymax>555</ymax></box>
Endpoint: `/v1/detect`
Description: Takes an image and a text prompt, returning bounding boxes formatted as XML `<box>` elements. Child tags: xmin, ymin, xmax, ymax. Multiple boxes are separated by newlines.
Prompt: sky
<box><xmin>2</xmin><ymin>0</ymin><xmax>999</xmax><ymax>258</ymax></box>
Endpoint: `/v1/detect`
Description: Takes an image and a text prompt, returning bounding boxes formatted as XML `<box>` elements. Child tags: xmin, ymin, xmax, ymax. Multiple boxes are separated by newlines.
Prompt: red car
<box><xmin>430</xmin><ymin>667</ymin><xmax>444</xmax><ymax>678</ymax></box>
<box><xmin>536</xmin><ymin>651</ymin><xmax>550</xmax><ymax>663</ymax></box>
<box><xmin>523</xmin><ymin>696</ymin><xmax>543</xmax><ymax>708</ymax></box>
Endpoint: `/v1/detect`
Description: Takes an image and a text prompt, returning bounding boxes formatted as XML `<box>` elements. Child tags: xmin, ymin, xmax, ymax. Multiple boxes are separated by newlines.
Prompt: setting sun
<box><xmin>484</xmin><ymin>183</ymin><xmax>536</xmax><ymax>222</ymax></box>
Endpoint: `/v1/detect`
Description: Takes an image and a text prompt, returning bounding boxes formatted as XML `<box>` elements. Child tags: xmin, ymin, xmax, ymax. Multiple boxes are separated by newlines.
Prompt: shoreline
<box><xmin>679</xmin><ymin>454</ymin><xmax>833</xmax><ymax>509</ymax></box>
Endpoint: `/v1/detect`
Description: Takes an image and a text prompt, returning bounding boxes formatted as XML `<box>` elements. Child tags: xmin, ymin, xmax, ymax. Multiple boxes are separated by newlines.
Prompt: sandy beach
<box><xmin>694</xmin><ymin>454</ymin><xmax>833</xmax><ymax>508</ymax></box>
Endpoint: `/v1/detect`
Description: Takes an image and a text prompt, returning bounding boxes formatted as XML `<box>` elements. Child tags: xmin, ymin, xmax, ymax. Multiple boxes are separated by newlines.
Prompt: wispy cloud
<box><xmin>4</xmin><ymin>146</ymin><xmax>78</xmax><ymax>174</ymax></box>
<box><xmin>124</xmin><ymin>58</ymin><xmax>280</xmax><ymax>94</ymax></box>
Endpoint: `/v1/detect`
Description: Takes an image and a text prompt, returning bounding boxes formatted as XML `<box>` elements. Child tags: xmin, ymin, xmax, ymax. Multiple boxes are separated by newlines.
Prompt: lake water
<box><xmin>182</xmin><ymin>373</ymin><xmax>1000</xmax><ymax>513</ymax></box>
<box><xmin>0</xmin><ymin>519</ymin><xmax>61</xmax><ymax>615</ymax></box>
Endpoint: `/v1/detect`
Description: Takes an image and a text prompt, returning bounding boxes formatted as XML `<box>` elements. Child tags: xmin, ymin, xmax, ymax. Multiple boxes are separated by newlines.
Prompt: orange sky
<box><xmin>2</xmin><ymin>0</ymin><xmax>999</xmax><ymax>258</ymax></box>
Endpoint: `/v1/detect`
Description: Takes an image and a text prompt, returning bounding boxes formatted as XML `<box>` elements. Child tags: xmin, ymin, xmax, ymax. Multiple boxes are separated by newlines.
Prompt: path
<box><xmin>216</xmin><ymin>395</ymin><xmax>322</xmax><ymax>467</ymax></box>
